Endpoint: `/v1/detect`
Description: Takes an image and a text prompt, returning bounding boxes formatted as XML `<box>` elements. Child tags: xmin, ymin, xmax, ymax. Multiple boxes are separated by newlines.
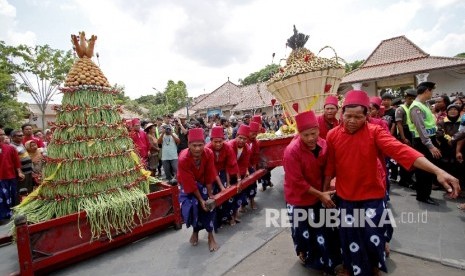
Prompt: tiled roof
<box><xmin>231</xmin><ymin>82</ymin><xmax>275</xmax><ymax>111</ymax></box>
<box><xmin>191</xmin><ymin>81</ymin><xmax>243</xmax><ymax>110</ymax></box>
<box><xmin>192</xmin><ymin>93</ymin><xmax>209</xmax><ymax>105</ymax></box>
<box><xmin>342</xmin><ymin>36</ymin><xmax>465</xmax><ymax>84</ymax></box>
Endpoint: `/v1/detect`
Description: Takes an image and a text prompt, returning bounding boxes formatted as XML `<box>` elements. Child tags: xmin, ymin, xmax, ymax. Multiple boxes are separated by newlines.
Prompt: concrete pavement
<box><xmin>388</xmin><ymin>182</ymin><xmax>465</xmax><ymax>269</ymax></box>
<box><xmin>225</xmin><ymin>228</ymin><xmax>465</xmax><ymax>276</ymax></box>
<box><xmin>0</xmin><ymin>167</ymin><xmax>464</xmax><ymax>275</ymax></box>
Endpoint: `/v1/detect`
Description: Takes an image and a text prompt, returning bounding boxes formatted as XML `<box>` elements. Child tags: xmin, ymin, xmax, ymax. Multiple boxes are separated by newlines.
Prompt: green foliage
<box><xmin>455</xmin><ymin>53</ymin><xmax>465</xmax><ymax>58</ymax></box>
<box><xmin>345</xmin><ymin>60</ymin><xmax>365</xmax><ymax>72</ymax></box>
<box><xmin>239</xmin><ymin>64</ymin><xmax>280</xmax><ymax>86</ymax></box>
<box><xmin>165</xmin><ymin>80</ymin><xmax>188</xmax><ymax>109</ymax></box>
<box><xmin>135</xmin><ymin>94</ymin><xmax>160</xmax><ymax>106</ymax></box>
<box><xmin>137</xmin><ymin>80</ymin><xmax>189</xmax><ymax>119</ymax></box>
<box><xmin>124</xmin><ymin>100</ymin><xmax>145</xmax><ymax>116</ymax></box>
<box><xmin>0</xmin><ymin>41</ymin><xmax>28</xmax><ymax>129</ymax></box>
<box><xmin>0</xmin><ymin>96</ymin><xmax>28</xmax><ymax>129</ymax></box>
<box><xmin>5</xmin><ymin>43</ymin><xmax>75</xmax><ymax>128</ymax></box>
<box><xmin>112</xmin><ymin>83</ymin><xmax>130</xmax><ymax>105</ymax></box>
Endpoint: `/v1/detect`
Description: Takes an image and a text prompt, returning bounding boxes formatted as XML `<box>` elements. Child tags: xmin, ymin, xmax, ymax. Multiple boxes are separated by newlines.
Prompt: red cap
<box><xmin>324</xmin><ymin>96</ymin><xmax>339</xmax><ymax>108</ymax></box>
<box><xmin>370</xmin><ymin>96</ymin><xmax>382</xmax><ymax>108</ymax></box>
<box><xmin>343</xmin><ymin>90</ymin><xmax>370</xmax><ymax>109</ymax></box>
<box><xmin>237</xmin><ymin>124</ymin><xmax>250</xmax><ymax>137</ymax></box>
<box><xmin>132</xmin><ymin>118</ymin><xmax>140</xmax><ymax>125</ymax></box>
<box><xmin>210</xmin><ymin>126</ymin><xmax>224</xmax><ymax>139</ymax></box>
<box><xmin>252</xmin><ymin>115</ymin><xmax>261</xmax><ymax>125</ymax></box>
<box><xmin>295</xmin><ymin>110</ymin><xmax>318</xmax><ymax>132</ymax></box>
<box><xmin>249</xmin><ymin>122</ymin><xmax>260</xmax><ymax>132</ymax></box>
<box><xmin>188</xmin><ymin>128</ymin><xmax>205</xmax><ymax>143</ymax></box>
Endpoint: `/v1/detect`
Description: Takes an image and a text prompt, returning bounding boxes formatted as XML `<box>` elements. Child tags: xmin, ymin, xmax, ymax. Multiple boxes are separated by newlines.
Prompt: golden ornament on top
<box><xmin>65</xmin><ymin>31</ymin><xmax>110</xmax><ymax>88</ymax></box>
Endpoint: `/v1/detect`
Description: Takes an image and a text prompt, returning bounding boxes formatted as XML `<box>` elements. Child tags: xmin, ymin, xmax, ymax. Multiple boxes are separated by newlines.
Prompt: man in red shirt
<box><xmin>177</xmin><ymin>128</ymin><xmax>219</xmax><ymax>252</ymax></box>
<box><xmin>129</xmin><ymin>118</ymin><xmax>150</xmax><ymax>165</ymax></box>
<box><xmin>206</xmin><ymin>126</ymin><xmax>240</xmax><ymax>227</ymax></box>
<box><xmin>283</xmin><ymin>110</ymin><xmax>341</xmax><ymax>273</ymax></box>
<box><xmin>227</xmin><ymin>124</ymin><xmax>251</xmax><ymax>225</ymax></box>
<box><xmin>241</xmin><ymin>121</ymin><xmax>261</xmax><ymax>211</ymax></box>
<box><xmin>21</xmin><ymin>123</ymin><xmax>45</xmax><ymax>148</ymax></box>
<box><xmin>207</xmin><ymin>126</ymin><xmax>239</xmax><ymax>191</ymax></box>
<box><xmin>0</xmin><ymin>127</ymin><xmax>25</xmax><ymax>220</ymax></box>
<box><xmin>252</xmin><ymin>115</ymin><xmax>274</xmax><ymax>191</ymax></box>
<box><xmin>317</xmin><ymin>96</ymin><xmax>339</xmax><ymax>139</ymax></box>
<box><xmin>324</xmin><ymin>90</ymin><xmax>460</xmax><ymax>276</ymax></box>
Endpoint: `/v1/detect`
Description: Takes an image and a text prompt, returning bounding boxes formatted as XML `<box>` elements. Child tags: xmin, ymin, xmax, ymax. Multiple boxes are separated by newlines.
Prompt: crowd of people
<box><xmin>1</xmin><ymin>81</ymin><xmax>465</xmax><ymax>274</ymax></box>
<box><xmin>281</xmin><ymin>83</ymin><xmax>464</xmax><ymax>275</ymax></box>
<box><xmin>125</xmin><ymin>82</ymin><xmax>464</xmax><ymax>274</ymax></box>
<box><xmin>125</xmin><ymin>112</ymin><xmax>287</xmax><ymax>187</ymax></box>
<box><xmin>0</xmin><ymin>123</ymin><xmax>51</xmax><ymax>220</ymax></box>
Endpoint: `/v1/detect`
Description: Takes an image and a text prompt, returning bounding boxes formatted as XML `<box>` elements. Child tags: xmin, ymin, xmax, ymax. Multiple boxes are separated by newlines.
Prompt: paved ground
<box><xmin>225</xmin><ymin>228</ymin><xmax>465</xmax><ymax>276</ymax></box>
<box><xmin>0</xmin><ymin>167</ymin><xmax>464</xmax><ymax>275</ymax></box>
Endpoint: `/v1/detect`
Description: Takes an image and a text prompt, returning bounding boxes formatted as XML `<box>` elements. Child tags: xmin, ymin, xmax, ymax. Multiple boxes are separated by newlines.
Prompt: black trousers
<box><xmin>399</xmin><ymin>126</ymin><xmax>414</xmax><ymax>185</ymax></box>
<box><xmin>412</xmin><ymin>137</ymin><xmax>439</xmax><ymax>200</ymax></box>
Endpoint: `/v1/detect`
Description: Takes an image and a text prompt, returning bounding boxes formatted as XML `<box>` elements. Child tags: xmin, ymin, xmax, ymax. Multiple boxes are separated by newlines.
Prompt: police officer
<box><xmin>408</xmin><ymin>82</ymin><xmax>441</xmax><ymax>205</ymax></box>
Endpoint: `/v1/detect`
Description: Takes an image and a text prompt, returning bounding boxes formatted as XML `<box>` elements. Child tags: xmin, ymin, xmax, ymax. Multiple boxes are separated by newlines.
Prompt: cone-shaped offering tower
<box><xmin>267</xmin><ymin>26</ymin><xmax>345</xmax><ymax>116</ymax></box>
<box><xmin>13</xmin><ymin>32</ymin><xmax>151</xmax><ymax>239</ymax></box>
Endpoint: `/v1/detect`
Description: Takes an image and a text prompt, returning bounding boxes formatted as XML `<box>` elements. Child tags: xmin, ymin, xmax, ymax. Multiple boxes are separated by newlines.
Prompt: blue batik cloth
<box><xmin>244</xmin><ymin>167</ymin><xmax>257</xmax><ymax>200</ymax></box>
<box><xmin>179</xmin><ymin>182</ymin><xmax>216</xmax><ymax>233</ymax></box>
<box><xmin>0</xmin><ymin>179</ymin><xmax>17</xmax><ymax>220</ymax></box>
<box><xmin>287</xmin><ymin>202</ymin><xmax>342</xmax><ymax>273</ymax></box>
<box><xmin>336</xmin><ymin>197</ymin><xmax>392</xmax><ymax>275</ymax></box>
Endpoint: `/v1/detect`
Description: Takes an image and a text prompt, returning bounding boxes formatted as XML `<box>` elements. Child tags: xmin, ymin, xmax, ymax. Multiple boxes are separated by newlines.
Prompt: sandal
<box><xmin>457</xmin><ymin>203</ymin><xmax>465</xmax><ymax>211</ymax></box>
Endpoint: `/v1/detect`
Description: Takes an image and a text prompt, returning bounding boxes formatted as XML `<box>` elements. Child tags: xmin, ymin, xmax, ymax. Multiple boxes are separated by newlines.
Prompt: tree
<box><xmin>112</xmin><ymin>83</ymin><xmax>130</xmax><ymax>105</ymax></box>
<box><xmin>127</xmin><ymin>81</ymin><xmax>190</xmax><ymax>119</ymax></box>
<box><xmin>239</xmin><ymin>64</ymin><xmax>280</xmax><ymax>86</ymax></box>
<box><xmin>455</xmin><ymin>53</ymin><xmax>465</xmax><ymax>58</ymax></box>
<box><xmin>165</xmin><ymin>80</ymin><xmax>188</xmax><ymax>111</ymax></box>
<box><xmin>0</xmin><ymin>41</ymin><xmax>28</xmax><ymax>129</ymax></box>
<box><xmin>6</xmin><ymin>44</ymin><xmax>75</xmax><ymax>129</ymax></box>
<box><xmin>135</xmin><ymin>94</ymin><xmax>159</xmax><ymax>106</ymax></box>
<box><xmin>345</xmin><ymin>60</ymin><xmax>365</xmax><ymax>72</ymax></box>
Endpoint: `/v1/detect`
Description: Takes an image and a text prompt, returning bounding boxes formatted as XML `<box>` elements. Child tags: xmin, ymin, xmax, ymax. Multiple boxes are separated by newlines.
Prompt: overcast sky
<box><xmin>1</xmin><ymin>0</ymin><xmax>465</xmax><ymax>102</ymax></box>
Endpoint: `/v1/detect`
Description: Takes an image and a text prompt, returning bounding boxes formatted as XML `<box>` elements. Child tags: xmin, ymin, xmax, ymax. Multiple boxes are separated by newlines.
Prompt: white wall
<box><xmin>341</xmin><ymin>69</ymin><xmax>465</xmax><ymax>98</ymax></box>
<box><xmin>428</xmin><ymin>70</ymin><xmax>465</xmax><ymax>95</ymax></box>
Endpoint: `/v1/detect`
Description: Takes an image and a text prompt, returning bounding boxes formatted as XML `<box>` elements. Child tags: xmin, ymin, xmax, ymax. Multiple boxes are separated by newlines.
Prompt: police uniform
<box><xmin>408</xmin><ymin>82</ymin><xmax>440</xmax><ymax>204</ymax></box>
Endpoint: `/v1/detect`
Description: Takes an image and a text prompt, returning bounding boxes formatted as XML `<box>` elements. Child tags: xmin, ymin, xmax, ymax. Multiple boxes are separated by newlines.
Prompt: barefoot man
<box><xmin>283</xmin><ymin>110</ymin><xmax>342</xmax><ymax>274</ymax></box>
<box><xmin>178</xmin><ymin>128</ymin><xmax>219</xmax><ymax>252</ymax></box>
<box><xmin>206</xmin><ymin>126</ymin><xmax>241</xmax><ymax>228</ymax></box>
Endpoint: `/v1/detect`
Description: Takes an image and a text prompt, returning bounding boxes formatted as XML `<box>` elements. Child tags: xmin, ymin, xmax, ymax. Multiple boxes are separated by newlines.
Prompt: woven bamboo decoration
<box><xmin>267</xmin><ymin>26</ymin><xmax>345</xmax><ymax>117</ymax></box>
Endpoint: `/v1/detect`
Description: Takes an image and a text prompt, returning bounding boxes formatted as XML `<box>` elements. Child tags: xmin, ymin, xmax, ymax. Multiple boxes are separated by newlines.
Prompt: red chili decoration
<box><xmin>304</xmin><ymin>55</ymin><xmax>310</xmax><ymax>62</ymax></box>
<box><xmin>271</xmin><ymin>99</ymin><xmax>276</xmax><ymax>106</ymax></box>
<box><xmin>324</xmin><ymin>84</ymin><xmax>332</xmax><ymax>93</ymax></box>
<box><xmin>292</xmin><ymin>103</ymin><xmax>299</xmax><ymax>113</ymax></box>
